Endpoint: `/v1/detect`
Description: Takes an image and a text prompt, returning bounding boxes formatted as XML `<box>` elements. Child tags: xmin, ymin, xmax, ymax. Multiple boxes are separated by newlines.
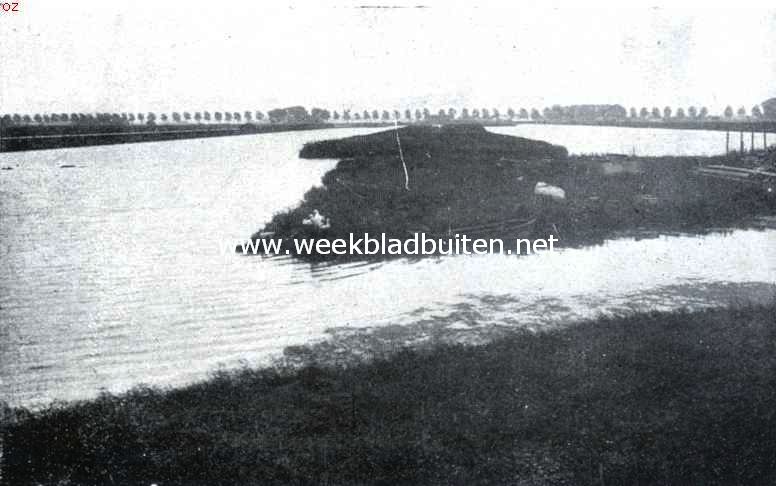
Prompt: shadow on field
<box><xmin>2</xmin><ymin>303</ymin><xmax>776</xmax><ymax>485</ymax></box>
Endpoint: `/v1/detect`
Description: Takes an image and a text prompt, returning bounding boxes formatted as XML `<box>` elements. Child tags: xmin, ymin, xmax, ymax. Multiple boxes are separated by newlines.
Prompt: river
<box><xmin>1</xmin><ymin>125</ymin><xmax>774</xmax><ymax>409</ymax></box>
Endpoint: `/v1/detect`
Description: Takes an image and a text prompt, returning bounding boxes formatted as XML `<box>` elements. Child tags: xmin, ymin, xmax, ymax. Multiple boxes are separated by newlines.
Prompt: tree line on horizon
<box><xmin>2</xmin><ymin>99</ymin><xmax>776</xmax><ymax>127</ymax></box>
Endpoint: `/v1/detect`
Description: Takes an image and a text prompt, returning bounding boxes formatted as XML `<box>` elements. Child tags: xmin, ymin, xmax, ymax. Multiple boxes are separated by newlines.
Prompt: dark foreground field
<box><xmin>3</xmin><ymin>304</ymin><xmax>776</xmax><ymax>485</ymax></box>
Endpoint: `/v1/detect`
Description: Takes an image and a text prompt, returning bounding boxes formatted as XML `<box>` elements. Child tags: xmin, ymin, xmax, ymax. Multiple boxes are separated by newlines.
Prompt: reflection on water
<box><xmin>1</xmin><ymin>126</ymin><xmax>775</xmax><ymax>409</ymax></box>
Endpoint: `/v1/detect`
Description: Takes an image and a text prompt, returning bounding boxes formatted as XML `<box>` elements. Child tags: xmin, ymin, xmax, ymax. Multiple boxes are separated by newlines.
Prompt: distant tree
<box><xmin>437</xmin><ymin>109</ymin><xmax>446</xmax><ymax>118</ymax></box>
<box><xmin>519</xmin><ymin>108</ymin><xmax>528</xmax><ymax>119</ymax></box>
<box><xmin>214</xmin><ymin>112</ymin><xmax>222</xmax><ymax>122</ymax></box>
<box><xmin>46</xmin><ymin>115</ymin><xmax>54</xmax><ymax>123</ymax></box>
<box><xmin>382</xmin><ymin>110</ymin><xmax>391</xmax><ymax>121</ymax></box>
<box><xmin>233</xmin><ymin>112</ymin><xmax>241</xmax><ymax>122</ymax></box>
<box><xmin>194</xmin><ymin>112</ymin><xmax>202</xmax><ymax>122</ymax></box>
<box><xmin>354</xmin><ymin>112</ymin><xmax>361</xmax><ymax>120</ymax></box>
<box><xmin>404</xmin><ymin>109</ymin><xmax>412</xmax><ymax>120</ymax></box>
<box><xmin>12</xmin><ymin>114</ymin><xmax>21</xmax><ymax>123</ymax></box>
<box><xmin>203</xmin><ymin>111</ymin><xmax>211</xmax><ymax>122</ymax></box>
<box><xmin>255</xmin><ymin>111</ymin><xmax>265</xmax><ymax>121</ymax></box>
<box><xmin>687</xmin><ymin>106</ymin><xmax>697</xmax><ymax>118</ymax></box>
<box><xmin>422</xmin><ymin>108</ymin><xmax>430</xmax><ymax>120</ymax></box>
<box><xmin>185</xmin><ymin>112</ymin><xmax>193</xmax><ymax>122</ymax></box>
<box><xmin>244</xmin><ymin>111</ymin><xmax>252</xmax><ymax>122</ymax></box>
<box><xmin>542</xmin><ymin>107</ymin><xmax>552</xmax><ymax>119</ymax></box>
<box><xmin>676</xmin><ymin>108</ymin><xmax>686</xmax><ymax>119</ymax></box>
<box><xmin>311</xmin><ymin>108</ymin><xmax>331</xmax><ymax>122</ymax></box>
<box><xmin>160</xmin><ymin>114</ymin><xmax>168</xmax><ymax>122</ymax></box>
<box><xmin>415</xmin><ymin>109</ymin><xmax>422</xmax><ymax>121</ymax></box>
<box><xmin>651</xmin><ymin>107</ymin><xmax>661</xmax><ymax>118</ymax></box>
<box><xmin>172</xmin><ymin>112</ymin><xmax>181</xmax><ymax>123</ymax></box>
<box><xmin>61</xmin><ymin>113</ymin><xmax>69</xmax><ymax>122</ymax></box>
<box><xmin>472</xmin><ymin>109</ymin><xmax>480</xmax><ymax>119</ymax></box>
<box><xmin>138</xmin><ymin>114</ymin><xmax>145</xmax><ymax>123</ymax></box>
<box><xmin>71</xmin><ymin>113</ymin><xmax>80</xmax><ymax>123</ymax></box>
<box><xmin>492</xmin><ymin>108</ymin><xmax>500</xmax><ymax>119</ymax></box>
<box><xmin>371</xmin><ymin>110</ymin><xmax>379</xmax><ymax>120</ymax></box>
<box><xmin>225</xmin><ymin>112</ymin><xmax>233</xmax><ymax>122</ymax></box>
<box><xmin>267</xmin><ymin>109</ymin><xmax>284</xmax><ymax>123</ymax></box>
<box><xmin>530</xmin><ymin>108</ymin><xmax>541</xmax><ymax>120</ymax></box>
<box><xmin>482</xmin><ymin>108</ymin><xmax>490</xmax><ymax>119</ymax></box>
<box><xmin>629</xmin><ymin>107</ymin><xmax>638</xmax><ymax>118</ymax></box>
<box><xmin>663</xmin><ymin>106</ymin><xmax>672</xmax><ymax>119</ymax></box>
<box><xmin>393</xmin><ymin>110</ymin><xmax>401</xmax><ymax>120</ymax></box>
<box><xmin>507</xmin><ymin>108</ymin><xmax>515</xmax><ymax>119</ymax></box>
<box><xmin>333</xmin><ymin>111</ymin><xmax>340</xmax><ymax>121</ymax></box>
<box><xmin>737</xmin><ymin>106</ymin><xmax>747</xmax><ymax>117</ymax></box>
<box><xmin>363</xmin><ymin>110</ymin><xmax>370</xmax><ymax>120</ymax></box>
<box><xmin>461</xmin><ymin>108</ymin><xmax>470</xmax><ymax>119</ymax></box>
<box><xmin>724</xmin><ymin>105</ymin><xmax>734</xmax><ymax>118</ymax></box>
<box><xmin>763</xmin><ymin>98</ymin><xmax>776</xmax><ymax>119</ymax></box>
<box><xmin>448</xmin><ymin>108</ymin><xmax>456</xmax><ymax>119</ymax></box>
<box><xmin>33</xmin><ymin>114</ymin><xmax>42</xmax><ymax>123</ymax></box>
<box><xmin>699</xmin><ymin>107</ymin><xmax>708</xmax><ymax>118</ymax></box>
<box><xmin>639</xmin><ymin>107</ymin><xmax>649</xmax><ymax>118</ymax></box>
<box><xmin>752</xmin><ymin>105</ymin><xmax>763</xmax><ymax>118</ymax></box>
<box><xmin>127</xmin><ymin>114</ymin><xmax>134</xmax><ymax>123</ymax></box>
<box><xmin>22</xmin><ymin>115</ymin><xmax>32</xmax><ymax>123</ymax></box>
<box><xmin>343</xmin><ymin>110</ymin><xmax>351</xmax><ymax>121</ymax></box>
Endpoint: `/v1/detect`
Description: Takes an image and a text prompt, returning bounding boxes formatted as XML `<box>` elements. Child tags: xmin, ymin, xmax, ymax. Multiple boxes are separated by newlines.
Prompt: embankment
<box><xmin>248</xmin><ymin>124</ymin><xmax>568</xmax><ymax>260</ymax></box>
<box><xmin>0</xmin><ymin>123</ymin><xmax>332</xmax><ymax>153</ymax></box>
<box><xmin>246</xmin><ymin>124</ymin><xmax>775</xmax><ymax>260</ymax></box>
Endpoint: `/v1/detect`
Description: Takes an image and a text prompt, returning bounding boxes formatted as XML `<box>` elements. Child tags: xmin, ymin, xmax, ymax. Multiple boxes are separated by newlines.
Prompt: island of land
<box><xmin>247</xmin><ymin>124</ymin><xmax>776</xmax><ymax>261</ymax></box>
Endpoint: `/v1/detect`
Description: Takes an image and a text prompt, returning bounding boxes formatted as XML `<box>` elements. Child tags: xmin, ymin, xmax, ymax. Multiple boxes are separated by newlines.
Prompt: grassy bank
<box><xmin>3</xmin><ymin>304</ymin><xmax>776</xmax><ymax>485</ymax></box>
<box><xmin>539</xmin><ymin>153</ymin><xmax>776</xmax><ymax>247</ymax></box>
<box><xmin>250</xmin><ymin>125</ymin><xmax>568</xmax><ymax>260</ymax></box>
<box><xmin>0</xmin><ymin>123</ymin><xmax>333</xmax><ymax>153</ymax></box>
<box><xmin>249</xmin><ymin>125</ymin><xmax>775</xmax><ymax>260</ymax></box>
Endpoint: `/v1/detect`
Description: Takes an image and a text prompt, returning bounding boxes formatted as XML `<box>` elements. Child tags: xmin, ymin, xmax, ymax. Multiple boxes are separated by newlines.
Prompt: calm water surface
<box><xmin>1</xmin><ymin>126</ymin><xmax>774</xmax><ymax>408</ymax></box>
<box><xmin>491</xmin><ymin>123</ymin><xmax>773</xmax><ymax>156</ymax></box>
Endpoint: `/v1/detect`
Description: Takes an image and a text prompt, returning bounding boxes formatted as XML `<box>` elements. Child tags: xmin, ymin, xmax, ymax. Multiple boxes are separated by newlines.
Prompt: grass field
<box><xmin>3</xmin><ymin>303</ymin><xmax>776</xmax><ymax>485</ymax></box>
<box><xmin>251</xmin><ymin>125</ymin><xmax>775</xmax><ymax>260</ymax></box>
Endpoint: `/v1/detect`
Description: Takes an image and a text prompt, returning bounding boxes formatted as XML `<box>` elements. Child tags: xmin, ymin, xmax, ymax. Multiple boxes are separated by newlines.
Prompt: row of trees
<box><xmin>0</xmin><ymin>110</ymin><xmax>271</xmax><ymax>126</ymax></box>
<box><xmin>3</xmin><ymin>102</ymin><xmax>776</xmax><ymax>126</ymax></box>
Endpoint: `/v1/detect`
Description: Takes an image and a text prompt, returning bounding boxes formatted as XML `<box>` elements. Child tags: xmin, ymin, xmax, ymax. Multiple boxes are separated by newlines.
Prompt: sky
<box><xmin>1</xmin><ymin>1</ymin><xmax>775</xmax><ymax>116</ymax></box>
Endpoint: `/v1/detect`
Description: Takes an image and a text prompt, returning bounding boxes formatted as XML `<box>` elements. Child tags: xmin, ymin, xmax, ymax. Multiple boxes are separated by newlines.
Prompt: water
<box><xmin>490</xmin><ymin>123</ymin><xmax>772</xmax><ymax>156</ymax></box>
<box><xmin>1</xmin><ymin>126</ymin><xmax>775</xmax><ymax>409</ymax></box>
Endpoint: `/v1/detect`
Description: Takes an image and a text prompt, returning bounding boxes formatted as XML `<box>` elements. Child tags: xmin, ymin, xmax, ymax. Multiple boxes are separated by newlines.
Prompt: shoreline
<box><xmin>4</xmin><ymin>118</ymin><xmax>774</xmax><ymax>154</ymax></box>
<box><xmin>244</xmin><ymin>125</ymin><xmax>776</xmax><ymax>262</ymax></box>
<box><xmin>4</xmin><ymin>302</ymin><xmax>776</xmax><ymax>484</ymax></box>
<box><xmin>0</xmin><ymin>123</ymin><xmax>339</xmax><ymax>153</ymax></box>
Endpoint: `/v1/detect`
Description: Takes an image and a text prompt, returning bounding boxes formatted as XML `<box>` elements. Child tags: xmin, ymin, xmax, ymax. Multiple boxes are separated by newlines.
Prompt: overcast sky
<box><xmin>1</xmin><ymin>2</ymin><xmax>775</xmax><ymax>116</ymax></box>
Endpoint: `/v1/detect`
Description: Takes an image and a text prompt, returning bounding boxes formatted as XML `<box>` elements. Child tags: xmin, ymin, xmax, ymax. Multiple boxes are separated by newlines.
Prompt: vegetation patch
<box><xmin>3</xmin><ymin>304</ymin><xmax>776</xmax><ymax>485</ymax></box>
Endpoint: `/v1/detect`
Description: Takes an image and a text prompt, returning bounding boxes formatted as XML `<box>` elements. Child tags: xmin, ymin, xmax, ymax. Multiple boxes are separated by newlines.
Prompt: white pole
<box><xmin>395</xmin><ymin>119</ymin><xmax>409</xmax><ymax>191</ymax></box>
